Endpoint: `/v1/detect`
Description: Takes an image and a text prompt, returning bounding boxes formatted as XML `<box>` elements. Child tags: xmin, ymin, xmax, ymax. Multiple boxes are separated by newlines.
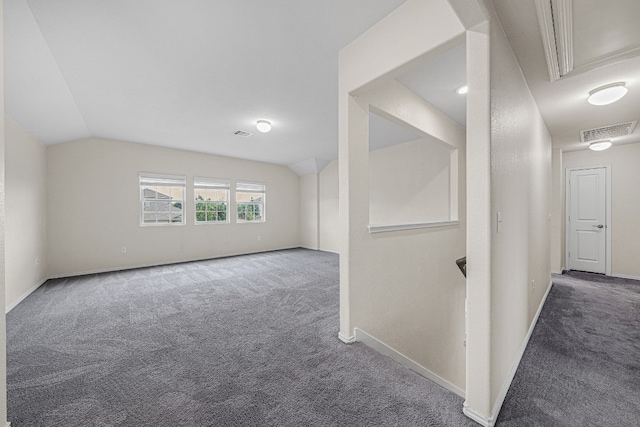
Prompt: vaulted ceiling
<box><xmin>9</xmin><ymin>0</ymin><xmax>634</xmax><ymax>174</ymax></box>
<box><xmin>5</xmin><ymin>0</ymin><xmax>411</xmax><ymax>174</ymax></box>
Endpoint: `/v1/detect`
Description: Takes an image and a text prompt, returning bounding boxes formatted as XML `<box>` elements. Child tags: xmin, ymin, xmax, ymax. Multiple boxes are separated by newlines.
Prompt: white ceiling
<box><xmin>572</xmin><ymin>0</ymin><xmax>640</xmax><ymax>68</ymax></box>
<box><xmin>8</xmin><ymin>0</ymin><xmax>638</xmax><ymax>172</ymax></box>
<box><xmin>369</xmin><ymin>112</ymin><xmax>424</xmax><ymax>152</ymax></box>
<box><xmin>5</xmin><ymin>0</ymin><xmax>412</xmax><ymax>174</ymax></box>
<box><xmin>396</xmin><ymin>43</ymin><xmax>467</xmax><ymax>127</ymax></box>
<box><xmin>492</xmin><ymin>0</ymin><xmax>640</xmax><ymax>152</ymax></box>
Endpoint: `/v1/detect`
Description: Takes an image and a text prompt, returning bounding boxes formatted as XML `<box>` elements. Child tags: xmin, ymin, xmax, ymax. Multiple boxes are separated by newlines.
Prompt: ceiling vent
<box><xmin>580</xmin><ymin>120</ymin><xmax>637</xmax><ymax>142</ymax></box>
<box><xmin>233</xmin><ymin>130</ymin><xmax>252</xmax><ymax>137</ymax></box>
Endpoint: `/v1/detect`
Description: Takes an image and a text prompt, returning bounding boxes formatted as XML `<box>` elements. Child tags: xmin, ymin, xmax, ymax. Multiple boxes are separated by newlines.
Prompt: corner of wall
<box><xmin>4</xmin><ymin>117</ymin><xmax>49</xmax><ymax>312</ymax></box>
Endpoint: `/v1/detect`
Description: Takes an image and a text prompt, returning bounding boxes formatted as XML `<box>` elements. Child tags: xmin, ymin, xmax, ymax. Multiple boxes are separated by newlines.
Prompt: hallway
<box><xmin>498</xmin><ymin>272</ymin><xmax>640</xmax><ymax>426</ymax></box>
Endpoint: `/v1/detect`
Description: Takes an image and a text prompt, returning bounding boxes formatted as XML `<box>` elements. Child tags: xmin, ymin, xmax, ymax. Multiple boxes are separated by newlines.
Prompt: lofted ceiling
<box><xmin>5</xmin><ymin>0</ymin><xmax>415</xmax><ymax>174</ymax></box>
<box><xmin>8</xmin><ymin>1</ymin><xmax>638</xmax><ymax>173</ymax></box>
<box><xmin>492</xmin><ymin>0</ymin><xmax>640</xmax><ymax>152</ymax></box>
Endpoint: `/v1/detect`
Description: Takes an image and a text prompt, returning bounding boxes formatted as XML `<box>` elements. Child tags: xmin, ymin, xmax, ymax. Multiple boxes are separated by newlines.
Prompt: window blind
<box><xmin>194</xmin><ymin>177</ymin><xmax>230</xmax><ymax>190</ymax></box>
<box><xmin>236</xmin><ymin>181</ymin><xmax>266</xmax><ymax>193</ymax></box>
<box><xmin>139</xmin><ymin>173</ymin><xmax>186</xmax><ymax>187</ymax></box>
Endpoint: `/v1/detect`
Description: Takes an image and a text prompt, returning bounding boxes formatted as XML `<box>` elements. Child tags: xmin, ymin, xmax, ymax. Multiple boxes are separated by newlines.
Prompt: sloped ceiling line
<box><xmin>23</xmin><ymin>0</ymin><xmax>92</xmax><ymax>138</ymax></box>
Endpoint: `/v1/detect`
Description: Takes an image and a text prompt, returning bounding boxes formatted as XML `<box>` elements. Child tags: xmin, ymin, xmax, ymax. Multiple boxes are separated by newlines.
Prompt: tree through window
<box><xmin>195</xmin><ymin>177</ymin><xmax>230</xmax><ymax>223</ymax></box>
<box><xmin>236</xmin><ymin>181</ymin><xmax>266</xmax><ymax>223</ymax></box>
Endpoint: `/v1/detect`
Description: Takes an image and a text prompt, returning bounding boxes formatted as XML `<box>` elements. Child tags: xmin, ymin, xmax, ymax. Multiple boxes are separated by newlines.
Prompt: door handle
<box><xmin>593</xmin><ymin>224</ymin><xmax>604</xmax><ymax>229</ymax></box>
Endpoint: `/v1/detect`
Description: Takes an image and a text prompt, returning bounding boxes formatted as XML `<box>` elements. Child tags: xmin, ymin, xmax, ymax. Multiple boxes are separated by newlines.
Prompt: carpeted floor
<box><xmin>7</xmin><ymin>249</ymin><xmax>474</xmax><ymax>427</ymax></box>
<box><xmin>497</xmin><ymin>271</ymin><xmax>640</xmax><ymax>426</ymax></box>
<box><xmin>10</xmin><ymin>251</ymin><xmax>639</xmax><ymax>426</ymax></box>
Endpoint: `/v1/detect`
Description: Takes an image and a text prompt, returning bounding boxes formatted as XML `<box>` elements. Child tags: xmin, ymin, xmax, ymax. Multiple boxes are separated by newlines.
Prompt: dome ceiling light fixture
<box><xmin>456</xmin><ymin>85</ymin><xmax>468</xmax><ymax>95</ymax></box>
<box><xmin>256</xmin><ymin>120</ymin><xmax>272</xmax><ymax>133</ymax></box>
<box><xmin>587</xmin><ymin>82</ymin><xmax>628</xmax><ymax>106</ymax></box>
<box><xmin>589</xmin><ymin>140</ymin><xmax>612</xmax><ymax>151</ymax></box>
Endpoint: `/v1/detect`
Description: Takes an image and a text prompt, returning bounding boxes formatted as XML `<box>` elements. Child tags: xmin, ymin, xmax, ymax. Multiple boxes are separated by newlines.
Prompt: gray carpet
<box><xmin>7</xmin><ymin>248</ymin><xmax>473</xmax><ymax>427</ymax></box>
<box><xmin>497</xmin><ymin>271</ymin><xmax>640</xmax><ymax>426</ymax></box>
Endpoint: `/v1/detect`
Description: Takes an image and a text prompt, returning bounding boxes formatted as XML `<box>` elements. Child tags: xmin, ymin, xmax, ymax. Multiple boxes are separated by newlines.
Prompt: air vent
<box><xmin>233</xmin><ymin>130</ymin><xmax>252</xmax><ymax>137</ymax></box>
<box><xmin>580</xmin><ymin>121</ymin><xmax>637</xmax><ymax>142</ymax></box>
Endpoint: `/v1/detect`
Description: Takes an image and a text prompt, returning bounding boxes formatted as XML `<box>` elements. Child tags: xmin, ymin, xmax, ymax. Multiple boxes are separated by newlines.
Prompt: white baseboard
<box><xmin>610</xmin><ymin>273</ymin><xmax>640</xmax><ymax>281</ymax></box>
<box><xmin>462</xmin><ymin>280</ymin><xmax>553</xmax><ymax>426</ymax></box>
<box><xmin>9</xmin><ymin>248</ymin><xmax>302</xmax><ymax>313</ymax></box>
<box><xmin>338</xmin><ymin>332</ymin><xmax>356</xmax><ymax>344</ymax></box>
<box><xmin>551</xmin><ymin>270</ymin><xmax>563</xmax><ymax>275</ymax></box>
<box><xmin>47</xmin><ymin>246</ymin><xmax>300</xmax><ymax>280</ymax></box>
<box><xmin>299</xmin><ymin>245</ymin><xmax>319</xmax><ymax>250</ymax></box>
<box><xmin>5</xmin><ymin>278</ymin><xmax>48</xmax><ymax>314</ymax></box>
<box><xmin>463</xmin><ymin>403</ymin><xmax>490</xmax><ymax>427</ymax></box>
<box><xmin>482</xmin><ymin>280</ymin><xmax>554</xmax><ymax>426</ymax></box>
<box><xmin>319</xmin><ymin>248</ymin><xmax>339</xmax><ymax>254</ymax></box>
<box><xmin>354</xmin><ymin>328</ymin><xmax>465</xmax><ymax>398</ymax></box>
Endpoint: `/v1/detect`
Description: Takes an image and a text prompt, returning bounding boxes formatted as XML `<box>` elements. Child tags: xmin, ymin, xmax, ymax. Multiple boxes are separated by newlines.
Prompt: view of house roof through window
<box><xmin>139</xmin><ymin>173</ymin><xmax>186</xmax><ymax>226</ymax></box>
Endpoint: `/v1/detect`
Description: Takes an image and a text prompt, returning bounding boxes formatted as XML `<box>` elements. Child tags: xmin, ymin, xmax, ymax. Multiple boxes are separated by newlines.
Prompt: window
<box><xmin>139</xmin><ymin>173</ymin><xmax>186</xmax><ymax>225</ymax></box>
<box><xmin>236</xmin><ymin>181</ymin><xmax>266</xmax><ymax>223</ymax></box>
<box><xmin>195</xmin><ymin>177</ymin><xmax>230</xmax><ymax>224</ymax></box>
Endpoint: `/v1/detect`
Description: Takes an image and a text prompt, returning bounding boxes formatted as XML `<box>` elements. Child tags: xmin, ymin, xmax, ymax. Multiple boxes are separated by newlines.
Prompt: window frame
<box><xmin>236</xmin><ymin>181</ymin><xmax>266</xmax><ymax>223</ymax></box>
<box><xmin>139</xmin><ymin>172</ymin><xmax>186</xmax><ymax>227</ymax></box>
<box><xmin>194</xmin><ymin>177</ymin><xmax>230</xmax><ymax>225</ymax></box>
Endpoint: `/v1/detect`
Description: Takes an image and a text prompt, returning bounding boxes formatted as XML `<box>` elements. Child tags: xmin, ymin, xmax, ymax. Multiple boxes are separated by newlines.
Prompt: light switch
<box><xmin>497</xmin><ymin>211</ymin><xmax>503</xmax><ymax>233</ymax></box>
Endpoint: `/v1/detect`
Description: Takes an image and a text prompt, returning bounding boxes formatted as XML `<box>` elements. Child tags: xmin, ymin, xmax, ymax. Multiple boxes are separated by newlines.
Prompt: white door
<box><xmin>567</xmin><ymin>167</ymin><xmax>607</xmax><ymax>274</ymax></box>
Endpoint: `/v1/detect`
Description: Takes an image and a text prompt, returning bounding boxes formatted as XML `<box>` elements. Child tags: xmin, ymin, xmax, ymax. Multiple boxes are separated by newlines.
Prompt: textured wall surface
<box><xmin>339</xmin><ymin>0</ymin><xmax>468</xmax><ymax>391</ymax></box>
<box><xmin>319</xmin><ymin>160</ymin><xmax>339</xmax><ymax>253</ymax></box>
<box><xmin>0</xmin><ymin>1</ymin><xmax>8</xmax><ymax>419</ymax></box>
<box><xmin>486</xmin><ymin>0</ymin><xmax>552</xmax><ymax>409</ymax></box>
<box><xmin>299</xmin><ymin>173</ymin><xmax>319</xmax><ymax>250</ymax></box>
<box><xmin>5</xmin><ymin>117</ymin><xmax>48</xmax><ymax>310</ymax></box>
<box><xmin>47</xmin><ymin>138</ymin><xmax>300</xmax><ymax>277</ymax></box>
<box><xmin>369</xmin><ymin>138</ymin><xmax>451</xmax><ymax>226</ymax></box>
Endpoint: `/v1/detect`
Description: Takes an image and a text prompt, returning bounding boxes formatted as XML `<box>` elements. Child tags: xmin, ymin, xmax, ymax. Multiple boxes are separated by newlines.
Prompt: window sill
<box><xmin>368</xmin><ymin>220</ymin><xmax>459</xmax><ymax>234</ymax></box>
<box><xmin>195</xmin><ymin>221</ymin><xmax>230</xmax><ymax>225</ymax></box>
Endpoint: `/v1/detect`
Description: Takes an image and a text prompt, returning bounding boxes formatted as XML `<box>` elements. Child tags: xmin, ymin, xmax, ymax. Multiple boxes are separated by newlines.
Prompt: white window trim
<box><xmin>236</xmin><ymin>181</ymin><xmax>266</xmax><ymax>223</ymax></box>
<box><xmin>139</xmin><ymin>172</ymin><xmax>186</xmax><ymax>227</ymax></box>
<box><xmin>194</xmin><ymin>177</ymin><xmax>230</xmax><ymax>225</ymax></box>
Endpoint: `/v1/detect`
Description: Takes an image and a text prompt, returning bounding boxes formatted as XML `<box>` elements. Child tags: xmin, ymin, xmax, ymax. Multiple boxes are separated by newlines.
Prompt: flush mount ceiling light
<box><xmin>256</xmin><ymin>120</ymin><xmax>272</xmax><ymax>133</ymax></box>
<box><xmin>589</xmin><ymin>140</ymin><xmax>612</xmax><ymax>151</ymax></box>
<box><xmin>587</xmin><ymin>82</ymin><xmax>628</xmax><ymax>106</ymax></box>
<box><xmin>456</xmin><ymin>85</ymin><xmax>468</xmax><ymax>95</ymax></box>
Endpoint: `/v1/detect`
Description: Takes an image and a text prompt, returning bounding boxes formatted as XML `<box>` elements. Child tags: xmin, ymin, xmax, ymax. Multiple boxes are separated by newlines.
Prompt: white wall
<box><xmin>0</xmin><ymin>1</ymin><xmax>7</xmax><ymax>420</ymax></box>
<box><xmin>319</xmin><ymin>160</ymin><xmax>339</xmax><ymax>253</ymax></box>
<box><xmin>370</xmin><ymin>138</ymin><xmax>451</xmax><ymax>225</ymax></box>
<box><xmin>299</xmin><ymin>173</ymin><xmax>318</xmax><ymax>250</ymax></box>
<box><xmin>485</xmin><ymin>0</ymin><xmax>552</xmax><ymax>414</ymax></box>
<box><xmin>341</xmin><ymin>79</ymin><xmax>467</xmax><ymax>392</ymax></box>
<box><xmin>561</xmin><ymin>143</ymin><xmax>640</xmax><ymax>279</ymax></box>
<box><xmin>550</xmin><ymin>148</ymin><xmax>563</xmax><ymax>273</ymax></box>
<box><xmin>339</xmin><ymin>0</ymin><xmax>468</xmax><ymax>393</ymax></box>
<box><xmin>5</xmin><ymin>117</ymin><xmax>48</xmax><ymax>310</ymax></box>
<box><xmin>338</xmin><ymin>0</ymin><xmax>553</xmax><ymax>423</ymax></box>
<box><xmin>47</xmin><ymin>138</ymin><xmax>300</xmax><ymax>277</ymax></box>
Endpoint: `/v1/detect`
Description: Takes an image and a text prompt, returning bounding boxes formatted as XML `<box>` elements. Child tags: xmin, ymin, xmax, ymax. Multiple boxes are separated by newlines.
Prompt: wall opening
<box><xmin>368</xmin><ymin>111</ymin><xmax>456</xmax><ymax>230</ymax></box>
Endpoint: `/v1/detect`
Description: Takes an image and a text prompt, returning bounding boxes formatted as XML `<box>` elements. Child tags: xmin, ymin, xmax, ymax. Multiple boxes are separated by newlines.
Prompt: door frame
<box><xmin>565</xmin><ymin>165</ymin><xmax>612</xmax><ymax>275</ymax></box>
